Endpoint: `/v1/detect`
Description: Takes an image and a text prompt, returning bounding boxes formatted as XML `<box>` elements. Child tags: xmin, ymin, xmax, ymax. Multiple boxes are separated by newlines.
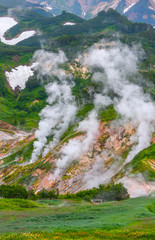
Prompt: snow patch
<box><xmin>0</xmin><ymin>16</ymin><xmax>36</xmax><ymax>45</ymax></box>
<box><xmin>82</xmin><ymin>10</ymin><xmax>87</xmax><ymax>17</ymax></box>
<box><xmin>124</xmin><ymin>3</ymin><xmax>136</xmax><ymax>13</ymax></box>
<box><xmin>63</xmin><ymin>22</ymin><xmax>76</xmax><ymax>26</ymax></box>
<box><xmin>0</xmin><ymin>16</ymin><xmax>17</xmax><ymax>38</ymax></box>
<box><xmin>5</xmin><ymin>63</ymin><xmax>37</xmax><ymax>90</ymax></box>
<box><xmin>2</xmin><ymin>30</ymin><xmax>36</xmax><ymax>45</ymax></box>
<box><xmin>149</xmin><ymin>6</ymin><xmax>155</xmax><ymax>11</ymax></box>
<box><xmin>46</xmin><ymin>6</ymin><xmax>52</xmax><ymax>11</ymax></box>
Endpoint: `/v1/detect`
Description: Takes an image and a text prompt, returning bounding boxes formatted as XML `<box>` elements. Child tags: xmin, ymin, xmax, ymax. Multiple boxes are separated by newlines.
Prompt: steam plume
<box><xmin>54</xmin><ymin>110</ymin><xmax>99</xmax><ymax>177</ymax></box>
<box><xmin>30</xmin><ymin>50</ymin><xmax>77</xmax><ymax>163</ymax></box>
<box><xmin>30</xmin><ymin>42</ymin><xmax>155</xmax><ymax>198</ymax></box>
<box><xmin>84</xmin><ymin>42</ymin><xmax>155</xmax><ymax>189</ymax></box>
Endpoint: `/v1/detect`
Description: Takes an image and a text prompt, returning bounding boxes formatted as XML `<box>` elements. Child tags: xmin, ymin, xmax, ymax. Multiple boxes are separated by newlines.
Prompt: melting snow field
<box><xmin>63</xmin><ymin>22</ymin><xmax>76</xmax><ymax>26</ymax></box>
<box><xmin>5</xmin><ymin>63</ymin><xmax>37</xmax><ymax>90</ymax></box>
<box><xmin>124</xmin><ymin>3</ymin><xmax>136</xmax><ymax>14</ymax></box>
<box><xmin>0</xmin><ymin>16</ymin><xmax>36</xmax><ymax>45</ymax></box>
<box><xmin>149</xmin><ymin>6</ymin><xmax>155</xmax><ymax>11</ymax></box>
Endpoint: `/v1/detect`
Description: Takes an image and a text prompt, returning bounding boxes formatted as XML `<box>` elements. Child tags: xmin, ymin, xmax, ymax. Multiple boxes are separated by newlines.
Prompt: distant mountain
<box><xmin>123</xmin><ymin>0</ymin><xmax>155</xmax><ymax>26</ymax></box>
<box><xmin>25</xmin><ymin>0</ymin><xmax>155</xmax><ymax>26</ymax></box>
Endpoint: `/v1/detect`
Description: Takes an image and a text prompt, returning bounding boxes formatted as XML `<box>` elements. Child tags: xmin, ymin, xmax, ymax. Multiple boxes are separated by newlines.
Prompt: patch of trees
<box><xmin>0</xmin><ymin>183</ymin><xmax>129</xmax><ymax>202</ymax></box>
<box><xmin>0</xmin><ymin>184</ymin><xmax>28</xmax><ymax>199</ymax></box>
<box><xmin>60</xmin><ymin>183</ymin><xmax>129</xmax><ymax>202</ymax></box>
<box><xmin>36</xmin><ymin>188</ymin><xmax>59</xmax><ymax>199</ymax></box>
<box><xmin>0</xmin><ymin>184</ymin><xmax>59</xmax><ymax>200</ymax></box>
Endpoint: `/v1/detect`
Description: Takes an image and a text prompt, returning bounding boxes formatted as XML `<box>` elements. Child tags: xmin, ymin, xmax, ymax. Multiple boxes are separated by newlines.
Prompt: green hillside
<box><xmin>130</xmin><ymin>143</ymin><xmax>155</xmax><ymax>181</ymax></box>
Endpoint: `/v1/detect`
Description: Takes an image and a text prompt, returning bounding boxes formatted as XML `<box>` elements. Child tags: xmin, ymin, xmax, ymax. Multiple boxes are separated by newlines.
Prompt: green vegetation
<box><xmin>0</xmin><ymin>6</ymin><xmax>154</xmax><ymax>239</ymax></box>
<box><xmin>130</xmin><ymin>143</ymin><xmax>155</xmax><ymax>181</ymax></box>
<box><xmin>0</xmin><ymin>71</ymin><xmax>47</xmax><ymax>130</ymax></box>
<box><xmin>0</xmin><ymin>197</ymin><xmax>154</xmax><ymax>239</ymax></box>
<box><xmin>0</xmin><ymin>183</ymin><xmax>128</xmax><ymax>203</ymax></box>
<box><xmin>36</xmin><ymin>188</ymin><xmax>59</xmax><ymax>199</ymax></box>
<box><xmin>72</xmin><ymin>76</ymin><xmax>93</xmax><ymax>103</ymax></box>
<box><xmin>60</xmin><ymin>183</ymin><xmax>129</xmax><ymax>201</ymax></box>
<box><xmin>99</xmin><ymin>105</ymin><xmax>117</xmax><ymax>122</ymax></box>
<box><xmin>0</xmin><ymin>43</ymin><xmax>42</xmax><ymax>130</ymax></box>
<box><xmin>3</xmin><ymin>8</ymin><xmax>155</xmax><ymax>59</ymax></box>
<box><xmin>76</xmin><ymin>103</ymin><xmax>94</xmax><ymax>120</ymax></box>
<box><xmin>0</xmin><ymin>198</ymin><xmax>41</xmax><ymax>210</ymax></box>
<box><xmin>3</xmin><ymin>159</ymin><xmax>45</xmax><ymax>185</ymax></box>
<box><xmin>1</xmin><ymin>140</ymin><xmax>34</xmax><ymax>168</ymax></box>
<box><xmin>6</xmin><ymin>10</ymin><xmax>84</xmax><ymax>40</ymax></box>
<box><xmin>0</xmin><ymin>184</ymin><xmax>28</xmax><ymax>199</ymax></box>
<box><xmin>0</xmin><ymin>7</ymin><xmax>154</xmax><ymax>131</ymax></box>
<box><xmin>0</xmin><ymin>184</ymin><xmax>60</xmax><ymax>200</ymax></box>
<box><xmin>141</xmin><ymin>70</ymin><xmax>155</xmax><ymax>100</ymax></box>
<box><xmin>0</xmin><ymin>230</ymin><xmax>154</xmax><ymax>240</ymax></box>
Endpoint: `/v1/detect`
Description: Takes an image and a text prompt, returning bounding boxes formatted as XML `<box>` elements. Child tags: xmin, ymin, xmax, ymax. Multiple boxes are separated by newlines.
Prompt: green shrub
<box><xmin>99</xmin><ymin>105</ymin><xmax>117</xmax><ymax>122</ymax></box>
<box><xmin>0</xmin><ymin>184</ymin><xmax>28</xmax><ymax>199</ymax></box>
<box><xmin>0</xmin><ymin>198</ymin><xmax>40</xmax><ymax>210</ymax></box>
<box><xmin>36</xmin><ymin>188</ymin><xmax>59</xmax><ymax>199</ymax></box>
<box><xmin>59</xmin><ymin>183</ymin><xmax>129</xmax><ymax>201</ymax></box>
<box><xmin>27</xmin><ymin>189</ymin><xmax>36</xmax><ymax>200</ymax></box>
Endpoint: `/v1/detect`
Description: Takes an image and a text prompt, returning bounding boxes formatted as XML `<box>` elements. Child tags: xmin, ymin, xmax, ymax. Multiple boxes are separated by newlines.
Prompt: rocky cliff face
<box><xmin>32</xmin><ymin>121</ymin><xmax>135</xmax><ymax>194</ymax></box>
<box><xmin>0</xmin><ymin>120</ymin><xmax>34</xmax><ymax>161</ymax></box>
<box><xmin>26</xmin><ymin>0</ymin><xmax>155</xmax><ymax>26</ymax></box>
<box><xmin>0</xmin><ymin>108</ymin><xmax>154</xmax><ymax>198</ymax></box>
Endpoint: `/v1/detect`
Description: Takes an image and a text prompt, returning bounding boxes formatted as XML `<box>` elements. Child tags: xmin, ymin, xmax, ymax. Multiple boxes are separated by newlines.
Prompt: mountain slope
<box><xmin>124</xmin><ymin>0</ymin><xmax>155</xmax><ymax>26</ymax></box>
<box><xmin>25</xmin><ymin>0</ymin><xmax>155</xmax><ymax>26</ymax></box>
<box><xmin>0</xmin><ymin>8</ymin><xmax>154</xmax><ymax>198</ymax></box>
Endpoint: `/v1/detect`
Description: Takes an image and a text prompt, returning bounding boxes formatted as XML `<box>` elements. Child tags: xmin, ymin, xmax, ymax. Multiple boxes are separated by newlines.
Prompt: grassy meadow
<box><xmin>0</xmin><ymin>197</ymin><xmax>154</xmax><ymax>239</ymax></box>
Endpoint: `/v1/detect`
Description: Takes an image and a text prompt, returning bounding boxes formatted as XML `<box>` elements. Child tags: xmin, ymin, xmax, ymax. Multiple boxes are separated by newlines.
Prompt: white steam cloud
<box><xmin>120</xmin><ymin>174</ymin><xmax>155</xmax><ymax>198</ymax></box>
<box><xmin>30</xmin><ymin>50</ymin><xmax>77</xmax><ymax>163</ymax></box>
<box><xmin>30</xmin><ymin>42</ymin><xmax>155</xmax><ymax>198</ymax></box>
<box><xmin>54</xmin><ymin>110</ymin><xmax>99</xmax><ymax>178</ymax></box>
<box><xmin>84</xmin><ymin>42</ymin><xmax>155</xmax><ymax>190</ymax></box>
<box><xmin>8</xmin><ymin>6</ymin><xmax>24</xmax><ymax>17</ymax></box>
<box><xmin>85</xmin><ymin>155</ymin><xmax>119</xmax><ymax>188</ymax></box>
<box><xmin>117</xmin><ymin>84</ymin><xmax>155</xmax><ymax>163</ymax></box>
<box><xmin>94</xmin><ymin>94</ymin><xmax>112</xmax><ymax>110</ymax></box>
